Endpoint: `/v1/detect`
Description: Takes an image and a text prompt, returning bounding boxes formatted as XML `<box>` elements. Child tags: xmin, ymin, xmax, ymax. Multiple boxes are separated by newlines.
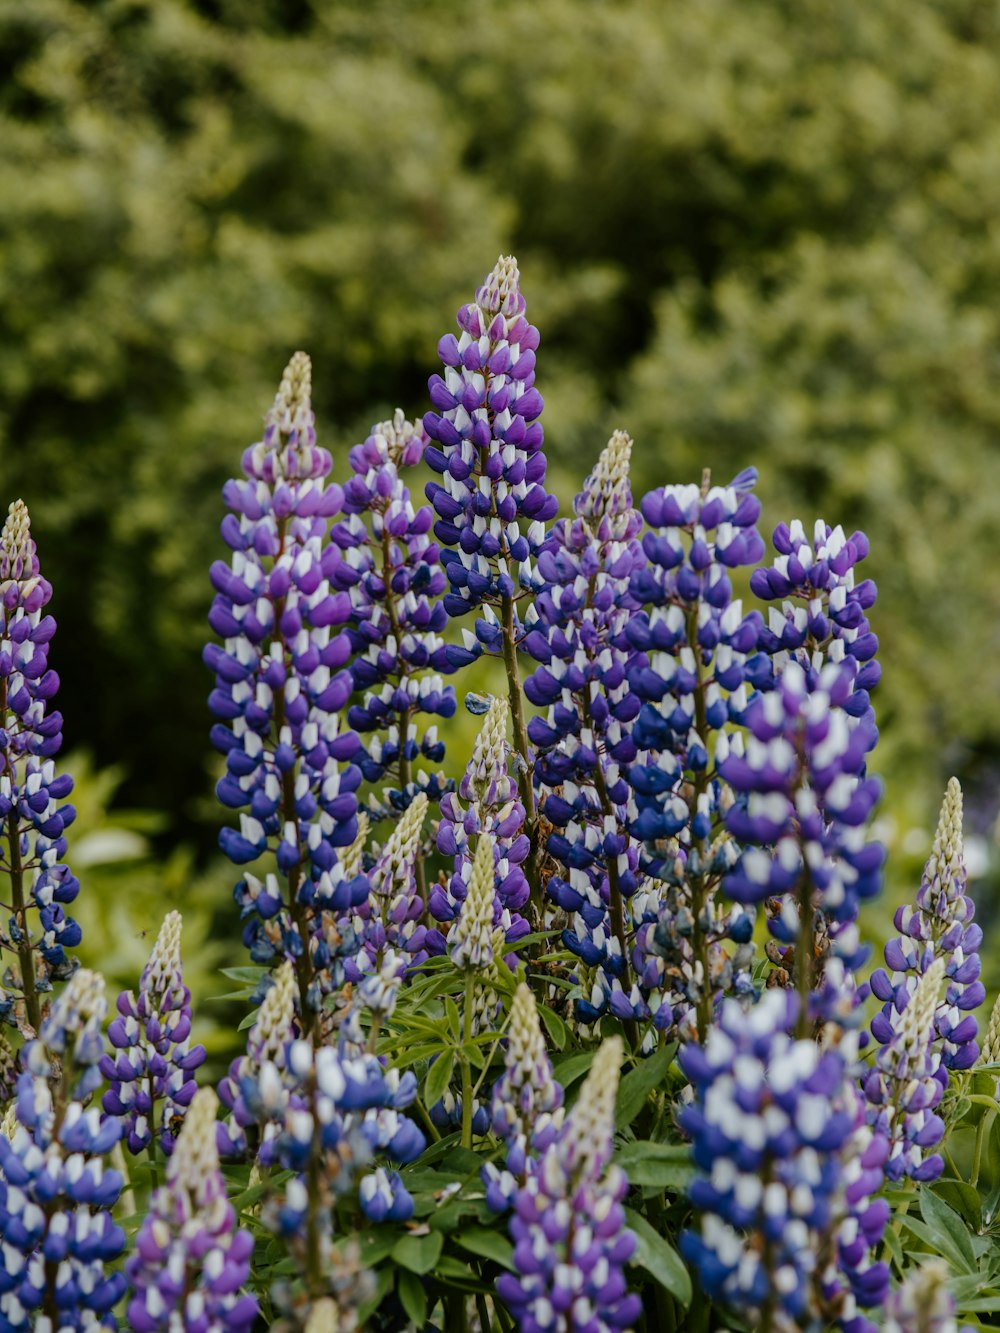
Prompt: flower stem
<box><xmin>7</xmin><ymin>809</ymin><xmax>40</xmax><ymax>1036</ymax></box>
<box><xmin>500</xmin><ymin>593</ymin><xmax>541</xmax><ymax>919</ymax></box>
<box><xmin>461</xmin><ymin>970</ymin><xmax>476</xmax><ymax>1149</ymax></box>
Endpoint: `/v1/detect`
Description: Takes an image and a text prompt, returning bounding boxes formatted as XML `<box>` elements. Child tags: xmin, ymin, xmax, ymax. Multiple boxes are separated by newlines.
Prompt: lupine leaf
<box><xmin>454</xmin><ymin>1227</ymin><xmax>516</xmax><ymax>1269</ymax></box>
<box><xmin>624</xmin><ymin>1207</ymin><xmax>692</xmax><ymax>1307</ymax></box>
<box><xmin>614</xmin><ymin>1044</ymin><xmax>676</xmax><ymax>1128</ymax></box>
<box><xmin>392</xmin><ymin>1229</ymin><xmax>445</xmax><ymax>1275</ymax></box>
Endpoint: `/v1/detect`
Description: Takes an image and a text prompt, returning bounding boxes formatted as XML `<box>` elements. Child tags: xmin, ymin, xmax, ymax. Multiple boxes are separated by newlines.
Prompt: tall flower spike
<box><xmin>126</xmin><ymin>1087</ymin><xmax>258</xmax><ymax>1332</ymax></box>
<box><xmin>524</xmin><ymin>432</ymin><xmax>652</xmax><ymax>1042</ymax></box>
<box><xmin>217</xmin><ymin>959</ymin><xmax>298</xmax><ymax>1160</ymax></box>
<box><xmin>424</xmin><ymin>256</ymin><xmax>559</xmax><ymax>644</ymax></box>
<box><xmin>0</xmin><ymin>498</ymin><xmax>81</xmax><ymax>1036</ymax></box>
<box><xmin>329</xmin><ymin>410</ymin><xmax>456</xmax><ymax>816</ymax></box>
<box><xmin>429</xmin><ymin>696</ymin><xmax>530</xmax><ymax>950</ymax></box>
<box><xmin>448</xmin><ymin>834</ymin><xmax>497</xmax><ymax>971</ymax></box>
<box><xmin>497</xmin><ymin>1036</ymin><xmax>642</xmax><ymax>1333</ymax></box>
<box><xmin>347</xmin><ymin>791</ymin><xmax>429</xmax><ymax>980</ymax></box>
<box><xmin>882</xmin><ymin>1261</ymin><xmax>960</xmax><ymax>1333</ymax></box>
<box><xmin>0</xmin><ymin>969</ymin><xmax>127</xmax><ymax>1329</ymax></box>
<box><xmin>863</xmin><ymin>958</ymin><xmax>947</xmax><ymax>1182</ymax></box>
<box><xmin>623</xmin><ymin>469</ymin><xmax>764</xmax><ymax>1040</ymax></box>
<box><xmin>491</xmin><ymin>982</ymin><xmax>562</xmax><ymax>1144</ymax></box>
<box><xmin>870</xmin><ymin>779</ymin><xmax>983</xmax><ymax>1077</ymax></box>
<box><xmin>101</xmin><ymin>911</ymin><xmax>207</xmax><ymax>1156</ymax></box>
<box><xmin>205</xmin><ymin>353</ymin><xmax>365</xmax><ymax>1023</ymax></box>
<box><xmin>680</xmin><ymin>991</ymin><xmax>890</xmax><ymax>1332</ymax></box>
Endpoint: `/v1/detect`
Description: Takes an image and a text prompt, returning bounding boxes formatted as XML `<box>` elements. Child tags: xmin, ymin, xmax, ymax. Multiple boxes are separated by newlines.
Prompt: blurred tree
<box><xmin>1</xmin><ymin>0</ymin><xmax>999</xmax><ymax>843</ymax></box>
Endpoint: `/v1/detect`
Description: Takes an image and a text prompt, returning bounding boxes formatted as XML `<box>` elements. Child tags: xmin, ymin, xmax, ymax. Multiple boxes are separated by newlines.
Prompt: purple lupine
<box><xmin>423</xmin><ymin>255</ymin><xmax>559</xmax><ymax>641</ymax></box>
<box><xmin>870</xmin><ymin>779</ymin><xmax>982</xmax><ymax>1075</ymax></box>
<box><xmin>862</xmin><ymin>958</ymin><xmax>947</xmax><ymax>1183</ymax></box>
<box><xmin>623</xmin><ymin>470</ymin><xmax>764</xmax><ymax>1040</ymax></box>
<box><xmin>329</xmin><ymin>410</ymin><xmax>456</xmax><ymax>815</ymax></box>
<box><xmin>882</xmin><ymin>1262</ymin><xmax>963</xmax><ymax>1333</ymax></box>
<box><xmin>205</xmin><ymin>353</ymin><xmax>365</xmax><ymax>1023</ymax></box>
<box><xmin>749</xmin><ymin>519</ymin><xmax>880</xmax><ymax>724</ymax></box>
<box><xmin>100</xmin><ymin>910</ymin><xmax>206</xmax><ymax>1157</ymax></box>
<box><xmin>496</xmin><ymin>1036</ymin><xmax>641</xmax><ymax>1333</ymax></box>
<box><xmin>345</xmin><ymin>791</ymin><xmax>429</xmax><ymax>981</ymax></box>
<box><xmin>680</xmin><ymin>990</ymin><xmax>890</xmax><ymax>1333</ymax></box>
<box><xmin>125</xmin><ymin>1087</ymin><xmax>258</xmax><ymax>1333</ymax></box>
<box><xmin>0</xmin><ymin>970</ymin><xmax>127</xmax><ymax>1329</ymax></box>
<box><xmin>718</xmin><ymin>659</ymin><xmax>883</xmax><ymax>1035</ymax></box>
<box><xmin>523</xmin><ymin>432</ymin><xmax>653</xmax><ymax>1042</ymax></box>
<box><xmin>0</xmin><ymin>499</ymin><xmax>80</xmax><ymax>1036</ymax></box>
<box><xmin>428</xmin><ymin>696</ymin><xmax>530</xmax><ymax>951</ymax></box>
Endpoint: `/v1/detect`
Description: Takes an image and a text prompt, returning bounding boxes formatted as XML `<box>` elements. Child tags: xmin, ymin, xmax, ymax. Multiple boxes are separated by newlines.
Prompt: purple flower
<box><xmin>680</xmin><ymin>990</ymin><xmax>889</xmax><ymax>1331</ymax></box>
<box><xmin>0</xmin><ymin>500</ymin><xmax>81</xmax><ymax>1031</ymax></box>
<box><xmin>329</xmin><ymin>410</ymin><xmax>456</xmax><ymax>810</ymax></box>
<box><xmin>424</xmin><ymin>256</ymin><xmax>559</xmax><ymax>649</ymax></box>
<box><xmin>882</xmin><ymin>1262</ymin><xmax>964</xmax><ymax>1333</ymax></box>
<box><xmin>345</xmin><ymin>792</ymin><xmax>429</xmax><ymax>981</ymax></box>
<box><xmin>0</xmin><ymin>971</ymin><xmax>127</xmax><ymax>1329</ymax></box>
<box><xmin>869</xmin><ymin>779</ymin><xmax>982</xmax><ymax>1077</ymax></box>
<box><xmin>125</xmin><ymin>1088</ymin><xmax>258</xmax><ymax>1333</ymax></box>
<box><xmin>497</xmin><ymin>1037</ymin><xmax>641</xmax><ymax>1333</ymax></box>
<box><xmin>204</xmin><ymin>353</ymin><xmax>363</xmax><ymax>1019</ymax></box>
<box><xmin>100</xmin><ymin>911</ymin><xmax>206</xmax><ymax>1156</ymax></box>
<box><xmin>862</xmin><ymin>958</ymin><xmax>947</xmax><ymax>1183</ymax></box>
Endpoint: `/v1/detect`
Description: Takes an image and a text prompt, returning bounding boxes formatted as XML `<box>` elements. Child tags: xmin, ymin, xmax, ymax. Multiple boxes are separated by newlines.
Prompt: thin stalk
<box><xmin>686</xmin><ymin>608</ymin><xmax>713</xmax><ymax>1043</ymax></box>
<box><xmin>475</xmin><ymin>1292</ymin><xmax>493</xmax><ymax>1333</ymax></box>
<box><xmin>499</xmin><ymin>593</ymin><xmax>542</xmax><ymax>919</ymax></box>
<box><xmin>460</xmin><ymin>970</ymin><xmax>476</xmax><ymax>1150</ymax></box>
<box><xmin>7</xmin><ymin>809</ymin><xmax>40</xmax><ymax>1036</ymax></box>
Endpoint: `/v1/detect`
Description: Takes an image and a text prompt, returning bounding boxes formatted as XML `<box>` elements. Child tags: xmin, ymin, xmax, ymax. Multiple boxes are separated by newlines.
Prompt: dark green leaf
<box><xmin>398</xmin><ymin>1269</ymin><xmax>428</xmax><ymax>1326</ymax></box>
<box><xmin>553</xmin><ymin>1051</ymin><xmax>596</xmax><ymax>1089</ymax></box>
<box><xmin>624</xmin><ymin>1207</ymin><xmax>692</xmax><ymax>1307</ymax></box>
<box><xmin>219</xmin><ymin>966</ymin><xmax>268</xmax><ymax>984</ymax></box>
<box><xmin>454</xmin><ymin>1226</ymin><xmax>515</xmax><ymax>1269</ymax></box>
<box><xmin>444</xmin><ymin>996</ymin><xmax>462</xmax><ymax>1038</ymax></box>
<box><xmin>538</xmin><ymin>1004</ymin><xmax>568</xmax><ymax>1051</ymax></box>
<box><xmin>392</xmin><ymin>1229</ymin><xmax>445</xmax><ymax>1275</ymax></box>
<box><xmin>615</xmin><ymin>1044</ymin><xmax>677</xmax><ymax>1129</ymax></box>
<box><xmin>615</xmin><ymin>1141</ymin><xmax>695</xmax><ymax>1190</ymax></box>
<box><xmin>424</xmin><ymin>1050</ymin><xmax>456</xmax><ymax>1109</ymax></box>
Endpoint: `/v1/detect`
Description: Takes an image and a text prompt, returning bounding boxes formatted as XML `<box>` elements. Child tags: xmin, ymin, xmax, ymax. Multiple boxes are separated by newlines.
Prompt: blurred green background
<box><xmin>2</xmin><ymin>0</ymin><xmax>1000</xmax><ymax>1031</ymax></box>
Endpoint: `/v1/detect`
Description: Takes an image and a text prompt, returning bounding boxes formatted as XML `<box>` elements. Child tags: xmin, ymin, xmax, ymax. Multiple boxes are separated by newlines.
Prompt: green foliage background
<box><xmin>3</xmin><ymin>0</ymin><xmax>1000</xmax><ymax>1009</ymax></box>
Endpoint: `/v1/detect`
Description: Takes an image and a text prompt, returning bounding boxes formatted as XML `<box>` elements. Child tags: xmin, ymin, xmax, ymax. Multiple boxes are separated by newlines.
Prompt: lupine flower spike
<box><xmin>0</xmin><ymin>499</ymin><xmax>80</xmax><ymax>1036</ymax></box>
<box><xmin>497</xmin><ymin>1036</ymin><xmax>641</xmax><ymax>1333</ymax></box>
<box><xmin>347</xmin><ymin>791</ymin><xmax>429</xmax><ymax>981</ymax></box>
<box><xmin>101</xmin><ymin>911</ymin><xmax>207</xmax><ymax>1156</ymax></box>
<box><xmin>870</xmin><ymin>778</ymin><xmax>982</xmax><ymax>1077</ymax></box>
<box><xmin>448</xmin><ymin>833</ymin><xmax>497</xmax><ymax>972</ymax></box>
<box><xmin>0</xmin><ymin>969</ymin><xmax>127</xmax><ymax>1329</ymax></box>
<box><xmin>217</xmin><ymin>959</ymin><xmax>298</xmax><ymax>1161</ymax></box>
<box><xmin>882</xmin><ymin>1261</ymin><xmax>961</xmax><ymax>1333</ymax></box>
<box><xmin>206</xmin><ymin>352</ymin><xmax>363</xmax><ymax>1021</ymax></box>
<box><xmin>126</xmin><ymin>1087</ymin><xmax>258</xmax><ymax>1332</ymax></box>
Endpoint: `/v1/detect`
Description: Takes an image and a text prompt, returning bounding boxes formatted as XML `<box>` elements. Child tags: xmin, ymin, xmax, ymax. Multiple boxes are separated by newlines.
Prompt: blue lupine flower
<box><xmin>719</xmin><ymin>659</ymin><xmax>884</xmax><ymax>1030</ymax></box>
<box><xmin>428</xmin><ymin>697</ymin><xmax>530</xmax><ymax>950</ymax></box>
<box><xmin>0</xmin><ymin>500</ymin><xmax>81</xmax><ymax>1027</ymax></box>
<box><xmin>623</xmin><ymin>470</ymin><xmax>764</xmax><ymax>1038</ymax></box>
<box><xmin>424</xmin><ymin>255</ymin><xmax>559</xmax><ymax>651</ymax></box>
<box><xmin>125</xmin><ymin>1088</ymin><xmax>258</xmax><ymax>1333</ymax></box>
<box><xmin>870</xmin><ymin>779</ymin><xmax>982</xmax><ymax>1076</ymax></box>
<box><xmin>100</xmin><ymin>911</ymin><xmax>206</xmax><ymax>1157</ymax></box>
<box><xmin>749</xmin><ymin>519</ymin><xmax>880</xmax><ymax>723</ymax></box>
<box><xmin>680</xmin><ymin>990</ymin><xmax>890</xmax><ymax>1332</ymax></box>
<box><xmin>329</xmin><ymin>410</ymin><xmax>456</xmax><ymax>811</ymax></box>
<box><xmin>204</xmin><ymin>353</ymin><xmax>364</xmax><ymax>1019</ymax></box>
<box><xmin>345</xmin><ymin>792</ymin><xmax>429</xmax><ymax>981</ymax></box>
<box><xmin>862</xmin><ymin>958</ymin><xmax>948</xmax><ymax>1183</ymax></box>
<box><xmin>496</xmin><ymin>1037</ymin><xmax>641</xmax><ymax>1333</ymax></box>
<box><xmin>0</xmin><ymin>970</ymin><xmax>127</xmax><ymax>1330</ymax></box>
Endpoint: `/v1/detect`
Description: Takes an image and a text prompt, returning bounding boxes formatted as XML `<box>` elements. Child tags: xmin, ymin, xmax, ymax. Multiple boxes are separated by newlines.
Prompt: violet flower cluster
<box><xmin>0</xmin><ymin>499</ymin><xmax>80</xmax><ymax>1031</ymax></box>
<box><xmin>423</xmin><ymin>255</ymin><xmax>558</xmax><ymax>646</ymax></box>
<box><xmin>125</xmin><ymin>1088</ymin><xmax>257</xmax><ymax>1333</ymax></box>
<box><xmin>0</xmin><ymin>971</ymin><xmax>126</xmax><ymax>1329</ymax></box>
<box><xmin>204</xmin><ymin>353</ymin><xmax>364</xmax><ymax>1019</ymax></box>
<box><xmin>329</xmin><ymin>410</ymin><xmax>455</xmax><ymax>813</ymax></box>
<box><xmin>869</xmin><ymin>779</ymin><xmax>982</xmax><ymax>1076</ymax></box>
<box><xmin>101</xmin><ymin>911</ymin><xmax>206</xmax><ymax>1157</ymax></box>
<box><xmin>497</xmin><ymin>1037</ymin><xmax>641</xmax><ymax>1333</ymax></box>
<box><xmin>680</xmin><ymin>990</ymin><xmax>889</xmax><ymax>1333</ymax></box>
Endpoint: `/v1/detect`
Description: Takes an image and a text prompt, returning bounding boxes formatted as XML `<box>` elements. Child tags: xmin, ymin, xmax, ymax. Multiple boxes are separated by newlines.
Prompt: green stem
<box><xmin>475</xmin><ymin>1292</ymin><xmax>493</xmax><ymax>1333</ymax></box>
<box><xmin>973</xmin><ymin>1110</ymin><xmax>993</xmax><ymax>1187</ymax></box>
<box><xmin>795</xmin><ymin>858</ymin><xmax>814</xmax><ymax>1041</ymax></box>
<box><xmin>461</xmin><ymin>970</ymin><xmax>476</xmax><ymax>1150</ymax></box>
<box><xmin>304</xmin><ymin>1070</ymin><xmax>325</xmax><ymax>1298</ymax></box>
<box><xmin>7</xmin><ymin>809</ymin><xmax>40</xmax><ymax>1036</ymax></box>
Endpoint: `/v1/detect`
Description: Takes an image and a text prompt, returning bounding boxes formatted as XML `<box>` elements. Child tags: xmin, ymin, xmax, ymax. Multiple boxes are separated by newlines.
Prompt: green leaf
<box><xmin>351</xmin><ymin>1228</ymin><xmax>403</xmax><ymax>1266</ymax></box>
<box><xmin>424</xmin><ymin>1050</ymin><xmax>456</xmax><ymax>1109</ymax></box>
<box><xmin>921</xmin><ymin>1188</ymin><xmax>977</xmax><ymax>1272</ymax></box>
<box><xmin>538</xmin><ymin>1004</ymin><xmax>568</xmax><ymax>1051</ymax></box>
<box><xmin>553</xmin><ymin>1050</ymin><xmax>596</xmax><ymax>1090</ymax></box>
<box><xmin>444</xmin><ymin>996</ymin><xmax>462</xmax><ymax>1038</ymax></box>
<box><xmin>219</xmin><ymin>966</ymin><xmax>268</xmax><ymax>983</ymax></box>
<box><xmin>933</xmin><ymin>1180</ymin><xmax>981</xmax><ymax>1232</ymax></box>
<box><xmin>454</xmin><ymin>1226</ymin><xmax>515</xmax><ymax>1269</ymax></box>
<box><xmin>392</xmin><ymin>1229</ymin><xmax>445</xmax><ymax>1275</ymax></box>
<box><xmin>624</xmin><ymin>1207</ymin><xmax>692</xmax><ymax>1307</ymax></box>
<box><xmin>237</xmin><ymin>1007</ymin><xmax>260</xmax><ymax>1032</ymax></box>
<box><xmin>398</xmin><ymin>1269</ymin><xmax>428</xmax><ymax>1326</ymax></box>
<box><xmin>615</xmin><ymin>1141</ymin><xmax>695</xmax><ymax>1190</ymax></box>
<box><xmin>615</xmin><ymin>1044</ymin><xmax>677</xmax><ymax>1129</ymax></box>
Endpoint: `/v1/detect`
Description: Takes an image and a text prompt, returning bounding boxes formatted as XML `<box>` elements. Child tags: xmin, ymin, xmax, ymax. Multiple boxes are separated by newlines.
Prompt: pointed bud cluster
<box><xmin>101</xmin><ymin>911</ymin><xmax>206</xmax><ymax>1155</ymax></box>
<box><xmin>882</xmin><ymin>1261</ymin><xmax>960</xmax><ymax>1333</ymax></box>
<box><xmin>205</xmin><ymin>353</ymin><xmax>363</xmax><ymax>1009</ymax></box>
<box><xmin>347</xmin><ymin>792</ymin><xmax>429</xmax><ymax>979</ymax></box>
<box><xmin>497</xmin><ymin>1037</ymin><xmax>640</xmax><ymax>1333</ymax></box>
<box><xmin>424</xmin><ymin>256</ymin><xmax>558</xmax><ymax>652</ymax></box>
<box><xmin>448</xmin><ymin>835</ymin><xmax>498</xmax><ymax>971</ymax></box>
<box><xmin>0</xmin><ymin>499</ymin><xmax>80</xmax><ymax>1012</ymax></box>
<box><xmin>126</xmin><ymin>1088</ymin><xmax>258</xmax><ymax>1332</ymax></box>
<box><xmin>217</xmin><ymin>960</ymin><xmax>298</xmax><ymax>1161</ymax></box>
<box><xmin>0</xmin><ymin>970</ymin><xmax>126</xmax><ymax>1328</ymax></box>
<box><xmin>870</xmin><ymin>779</ymin><xmax>982</xmax><ymax>1077</ymax></box>
<box><xmin>863</xmin><ymin>959</ymin><xmax>947</xmax><ymax>1182</ymax></box>
<box><xmin>330</xmin><ymin>410</ymin><xmax>456</xmax><ymax>808</ymax></box>
<box><xmin>680</xmin><ymin>991</ymin><xmax>889</xmax><ymax>1330</ymax></box>
<box><xmin>430</xmin><ymin>698</ymin><xmax>530</xmax><ymax>950</ymax></box>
